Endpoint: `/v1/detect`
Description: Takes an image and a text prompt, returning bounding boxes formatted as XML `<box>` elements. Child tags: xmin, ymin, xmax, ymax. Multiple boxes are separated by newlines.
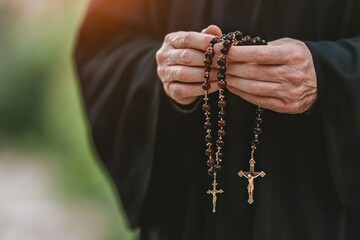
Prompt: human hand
<box><xmin>156</xmin><ymin>25</ymin><xmax>222</xmax><ymax>105</ymax></box>
<box><xmin>215</xmin><ymin>38</ymin><xmax>318</xmax><ymax>114</ymax></box>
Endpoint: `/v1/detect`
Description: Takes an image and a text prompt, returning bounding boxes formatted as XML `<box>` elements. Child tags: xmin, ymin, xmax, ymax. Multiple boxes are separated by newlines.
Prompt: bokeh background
<box><xmin>0</xmin><ymin>0</ymin><xmax>138</xmax><ymax>239</ymax></box>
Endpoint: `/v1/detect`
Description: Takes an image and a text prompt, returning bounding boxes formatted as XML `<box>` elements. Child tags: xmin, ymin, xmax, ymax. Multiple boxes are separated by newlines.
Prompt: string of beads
<box><xmin>203</xmin><ymin>31</ymin><xmax>267</xmax><ymax>213</ymax></box>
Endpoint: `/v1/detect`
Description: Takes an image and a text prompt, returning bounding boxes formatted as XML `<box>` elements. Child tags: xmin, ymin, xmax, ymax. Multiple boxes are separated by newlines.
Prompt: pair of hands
<box><xmin>156</xmin><ymin>25</ymin><xmax>317</xmax><ymax>114</ymax></box>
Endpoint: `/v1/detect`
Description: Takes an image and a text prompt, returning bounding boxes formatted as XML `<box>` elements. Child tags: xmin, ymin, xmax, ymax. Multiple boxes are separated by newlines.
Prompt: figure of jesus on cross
<box><xmin>238</xmin><ymin>158</ymin><xmax>265</xmax><ymax>204</ymax></box>
<box><xmin>207</xmin><ymin>174</ymin><xmax>224</xmax><ymax>213</ymax></box>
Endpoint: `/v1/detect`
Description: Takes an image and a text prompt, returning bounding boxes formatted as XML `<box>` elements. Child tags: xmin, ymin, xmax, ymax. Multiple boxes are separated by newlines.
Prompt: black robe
<box><xmin>74</xmin><ymin>0</ymin><xmax>360</xmax><ymax>239</ymax></box>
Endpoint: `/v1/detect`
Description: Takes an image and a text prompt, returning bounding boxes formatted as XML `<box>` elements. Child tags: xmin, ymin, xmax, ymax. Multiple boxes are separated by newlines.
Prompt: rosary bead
<box><xmin>210</xmin><ymin>37</ymin><xmax>218</xmax><ymax>45</ymax></box>
<box><xmin>218</xmin><ymin>110</ymin><xmax>226</xmax><ymax>118</ymax></box>
<box><xmin>208</xmin><ymin>167</ymin><xmax>215</xmax><ymax>176</ymax></box>
<box><xmin>213</xmin><ymin>164</ymin><xmax>222</xmax><ymax>172</ymax></box>
<box><xmin>216</xmin><ymin>139</ymin><xmax>224</xmax><ymax>148</ymax></box>
<box><xmin>204</xmin><ymin>57</ymin><xmax>213</xmax><ymax>66</ymax></box>
<box><xmin>218</xmin><ymin>80</ymin><xmax>227</xmax><ymax>89</ymax></box>
<box><xmin>243</xmin><ymin>35</ymin><xmax>252</xmax><ymax>44</ymax></box>
<box><xmin>218</xmin><ymin>129</ymin><xmax>226</xmax><ymax>137</ymax></box>
<box><xmin>223</xmin><ymin>40</ymin><xmax>232</xmax><ymax>47</ymax></box>
<box><xmin>218</xmin><ymin>119</ymin><xmax>226</xmax><ymax>127</ymax></box>
<box><xmin>218</xmin><ymin>99</ymin><xmax>227</xmax><ymax>108</ymax></box>
<box><xmin>219</xmin><ymin>66</ymin><xmax>227</xmax><ymax>74</ymax></box>
<box><xmin>224</xmin><ymin>34</ymin><xmax>233</xmax><ymax>41</ymax></box>
<box><xmin>206</xmin><ymin>148</ymin><xmax>214</xmax><ymax>157</ymax></box>
<box><xmin>218</xmin><ymin>73</ymin><xmax>226</xmax><ymax>81</ymax></box>
<box><xmin>235</xmin><ymin>31</ymin><xmax>244</xmax><ymax>40</ymax></box>
<box><xmin>207</xmin><ymin>159</ymin><xmax>215</xmax><ymax>167</ymax></box>
<box><xmin>236</xmin><ymin>41</ymin><xmax>244</xmax><ymax>46</ymax></box>
<box><xmin>254</xmin><ymin>127</ymin><xmax>262</xmax><ymax>135</ymax></box>
<box><xmin>202</xmin><ymin>82</ymin><xmax>211</xmax><ymax>91</ymax></box>
<box><xmin>204</xmin><ymin>65</ymin><xmax>211</xmax><ymax>72</ymax></box>
<box><xmin>261</xmin><ymin>39</ymin><xmax>267</xmax><ymax>45</ymax></box>
<box><xmin>205</xmin><ymin>51</ymin><xmax>215</xmax><ymax>58</ymax></box>
<box><xmin>255</xmin><ymin>117</ymin><xmax>263</xmax><ymax>124</ymax></box>
<box><xmin>202</xmin><ymin>103</ymin><xmax>211</xmax><ymax>112</ymax></box>
<box><xmin>204</xmin><ymin>121</ymin><xmax>212</xmax><ymax>129</ymax></box>
<box><xmin>256</xmin><ymin>108</ymin><xmax>264</xmax><ymax>115</ymax></box>
<box><xmin>220</xmin><ymin>47</ymin><xmax>229</xmax><ymax>54</ymax></box>
<box><xmin>205</xmin><ymin>135</ymin><xmax>213</xmax><ymax>142</ymax></box>
<box><xmin>217</xmin><ymin>152</ymin><xmax>223</xmax><ymax>159</ymax></box>
<box><xmin>252</xmin><ymin>139</ymin><xmax>260</xmax><ymax>145</ymax></box>
<box><xmin>217</xmin><ymin>57</ymin><xmax>226</xmax><ymax>66</ymax></box>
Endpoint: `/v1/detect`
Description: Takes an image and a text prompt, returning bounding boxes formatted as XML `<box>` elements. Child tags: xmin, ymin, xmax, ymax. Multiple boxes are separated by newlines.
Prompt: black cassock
<box><xmin>74</xmin><ymin>0</ymin><xmax>360</xmax><ymax>239</ymax></box>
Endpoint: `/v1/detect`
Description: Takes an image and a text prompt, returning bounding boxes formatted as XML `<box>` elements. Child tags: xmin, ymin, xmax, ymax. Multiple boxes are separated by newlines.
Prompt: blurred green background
<box><xmin>0</xmin><ymin>1</ymin><xmax>138</xmax><ymax>239</ymax></box>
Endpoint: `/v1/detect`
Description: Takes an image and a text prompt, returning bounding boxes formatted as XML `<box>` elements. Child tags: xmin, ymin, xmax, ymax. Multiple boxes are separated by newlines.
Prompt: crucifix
<box><xmin>207</xmin><ymin>174</ymin><xmax>224</xmax><ymax>213</ymax></box>
<box><xmin>238</xmin><ymin>157</ymin><xmax>265</xmax><ymax>204</ymax></box>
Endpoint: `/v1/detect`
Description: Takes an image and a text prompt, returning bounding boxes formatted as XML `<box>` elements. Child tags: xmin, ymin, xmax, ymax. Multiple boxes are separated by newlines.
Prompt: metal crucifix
<box><xmin>207</xmin><ymin>174</ymin><xmax>224</xmax><ymax>213</ymax></box>
<box><xmin>238</xmin><ymin>158</ymin><xmax>265</xmax><ymax>204</ymax></box>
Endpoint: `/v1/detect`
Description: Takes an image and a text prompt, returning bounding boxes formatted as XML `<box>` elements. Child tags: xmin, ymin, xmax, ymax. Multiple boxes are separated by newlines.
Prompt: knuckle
<box><xmin>180</xmin><ymin>32</ymin><xmax>190</xmax><ymax>47</ymax></box>
<box><xmin>180</xmin><ymin>49</ymin><xmax>192</xmax><ymax>64</ymax></box>
<box><xmin>285</xmin><ymin>101</ymin><xmax>302</xmax><ymax>114</ymax></box>
<box><xmin>164</xmin><ymin>33</ymin><xmax>172</xmax><ymax>43</ymax></box>
<box><xmin>155</xmin><ymin>49</ymin><xmax>165</xmax><ymax>63</ymax></box>
<box><xmin>176</xmin><ymin>67</ymin><xmax>188</xmax><ymax>81</ymax></box>
<box><xmin>286</xmin><ymin>71</ymin><xmax>304</xmax><ymax>84</ymax></box>
<box><xmin>157</xmin><ymin>66</ymin><xmax>165</xmax><ymax>78</ymax></box>
<box><xmin>290</xmin><ymin>50</ymin><xmax>305</xmax><ymax>62</ymax></box>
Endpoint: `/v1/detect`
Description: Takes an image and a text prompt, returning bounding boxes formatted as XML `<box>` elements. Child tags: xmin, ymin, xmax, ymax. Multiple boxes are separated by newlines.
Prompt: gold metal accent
<box><xmin>207</xmin><ymin>174</ymin><xmax>224</xmax><ymax>213</ymax></box>
<box><xmin>238</xmin><ymin>158</ymin><xmax>265</xmax><ymax>204</ymax></box>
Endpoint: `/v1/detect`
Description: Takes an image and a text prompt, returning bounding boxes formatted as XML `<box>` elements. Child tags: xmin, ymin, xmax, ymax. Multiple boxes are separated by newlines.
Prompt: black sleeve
<box><xmin>74</xmin><ymin>0</ymin><xmax>164</xmax><ymax>227</ymax></box>
<box><xmin>305</xmin><ymin>35</ymin><xmax>360</xmax><ymax>212</ymax></box>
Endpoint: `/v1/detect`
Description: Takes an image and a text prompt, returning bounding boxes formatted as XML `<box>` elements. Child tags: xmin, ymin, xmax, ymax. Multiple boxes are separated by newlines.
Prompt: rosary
<box><xmin>202</xmin><ymin>31</ymin><xmax>267</xmax><ymax>213</ymax></box>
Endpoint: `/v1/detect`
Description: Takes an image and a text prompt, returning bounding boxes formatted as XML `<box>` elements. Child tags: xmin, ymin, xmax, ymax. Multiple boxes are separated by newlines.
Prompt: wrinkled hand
<box><xmin>215</xmin><ymin>37</ymin><xmax>318</xmax><ymax>114</ymax></box>
<box><xmin>156</xmin><ymin>26</ymin><xmax>222</xmax><ymax>105</ymax></box>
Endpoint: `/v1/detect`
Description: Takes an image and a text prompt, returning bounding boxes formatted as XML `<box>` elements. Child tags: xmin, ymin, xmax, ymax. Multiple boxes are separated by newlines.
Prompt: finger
<box><xmin>227</xmin><ymin>86</ymin><xmax>287</xmax><ymax>113</ymax></box>
<box><xmin>202</xmin><ymin>25</ymin><xmax>222</xmax><ymax>36</ymax></box>
<box><xmin>226</xmin><ymin>62</ymin><xmax>285</xmax><ymax>83</ymax></box>
<box><xmin>158</xmin><ymin>65</ymin><xmax>218</xmax><ymax>84</ymax></box>
<box><xmin>166</xmin><ymin>81</ymin><xmax>219</xmax><ymax>101</ymax></box>
<box><xmin>166</xmin><ymin>48</ymin><xmax>206</xmax><ymax>67</ymax></box>
<box><xmin>214</xmin><ymin>44</ymin><xmax>291</xmax><ymax>65</ymax></box>
<box><xmin>166</xmin><ymin>31</ymin><xmax>216</xmax><ymax>51</ymax></box>
<box><xmin>226</xmin><ymin>76</ymin><xmax>283</xmax><ymax>98</ymax></box>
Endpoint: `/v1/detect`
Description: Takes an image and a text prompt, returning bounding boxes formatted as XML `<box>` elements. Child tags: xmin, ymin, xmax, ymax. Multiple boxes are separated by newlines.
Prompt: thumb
<box><xmin>201</xmin><ymin>25</ymin><xmax>222</xmax><ymax>36</ymax></box>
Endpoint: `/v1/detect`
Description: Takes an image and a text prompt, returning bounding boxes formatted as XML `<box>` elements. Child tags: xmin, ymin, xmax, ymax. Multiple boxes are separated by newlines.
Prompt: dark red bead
<box><xmin>218</xmin><ymin>73</ymin><xmax>226</xmax><ymax>81</ymax></box>
<box><xmin>204</xmin><ymin>58</ymin><xmax>212</xmax><ymax>66</ymax></box>
<box><xmin>213</xmin><ymin>164</ymin><xmax>221</xmax><ymax>172</ymax></box>
<box><xmin>204</xmin><ymin>66</ymin><xmax>211</xmax><ymax>72</ymax></box>
<box><xmin>204</xmin><ymin>122</ymin><xmax>212</xmax><ymax>129</ymax></box>
<box><xmin>218</xmin><ymin>119</ymin><xmax>226</xmax><ymax>127</ymax></box>
<box><xmin>218</xmin><ymin>80</ymin><xmax>227</xmax><ymax>89</ymax></box>
<box><xmin>255</xmin><ymin>117</ymin><xmax>263</xmax><ymax>124</ymax></box>
<box><xmin>219</xmin><ymin>66</ymin><xmax>227</xmax><ymax>74</ymax></box>
<box><xmin>224</xmin><ymin>34</ymin><xmax>232</xmax><ymax>41</ymax></box>
<box><xmin>254</xmin><ymin>127</ymin><xmax>262</xmax><ymax>134</ymax></box>
<box><xmin>218</xmin><ymin>110</ymin><xmax>226</xmax><ymax>118</ymax></box>
<box><xmin>216</xmin><ymin>139</ymin><xmax>224</xmax><ymax>148</ymax></box>
<box><xmin>221</xmin><ymin>47</ymin><xmax>229</xmax><ymax>54</ymax></box>
<box><xmin>206</xmin><ymin>148</ymin><xmax>214</xmax><ymax>157</ymax></box>
<box><xmin>202</xmin><ymin>103</ymin><xmax>211</xmax><ymax>111</ymax></box>
<box><xmin>218</xmin><ymin>99</ymin><xmax>227</xmax><ymax>108</ymax></box>
<box><xmin>223</xmin><ymin>40</ymin><xmax>231</xmax><ymax>47</ymax></box>
<box><xmin>202</xmin><ymin>82</ymin><xmax>211</xmax><ymax>91</ymax></box>
<box><xmin>217</xmin><ymin>57</ymin><xmax>226</xmax><ymax>66</ymax></box>
<box><xmin>205</xmin><ymin>51</ymin><xmax>215</xmax><ymax>58</ymax></box>
<box><xmin>252</xmin><ymin>139</ymin><xmax>260</xmax><ymax>145</ymax></box>
<box><xmin>210</xmin><ymin>37</ymin><xmax>218</xmax><ymax>45</ymax></box>
<box><xmin>218</xmin><ymin>129</ymin><xmax>225</xmax><ymax>137</ymax></box>
<box><xmin>207</xmin><ymin>159</ymin><xmax>215</xmax><ymax>167</ymax></box>
<box><xmin>208</xmin><ymin>167</ymin><xmax>215</xmax><ymax>176</ymax></box>
<box><xmin>256</xmin><ymin>108</ymin><xmax>264</xmax><ymax>115</ymax></box>
<box><xmin>235</xmin><ymin>31</ymin><xmax>244</xmax><ymax>40</ymax></box>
